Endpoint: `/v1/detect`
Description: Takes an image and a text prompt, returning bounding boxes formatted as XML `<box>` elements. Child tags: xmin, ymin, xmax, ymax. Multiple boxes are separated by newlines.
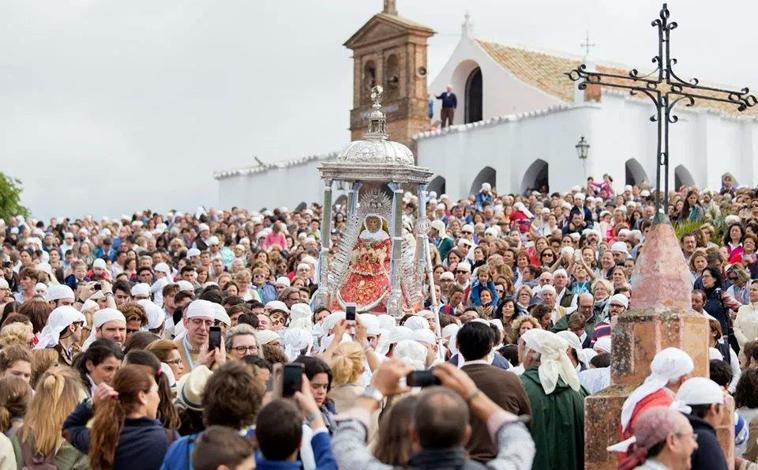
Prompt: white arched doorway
<box><xmin>674</xmin><ymin>165</ymin><xmax>695</xmax><ymax>190</ymax></box>
<box><xmin>450</xmin><ymin>60</ymin><xmax>481</xmax><ymax>125</ymax></box>
<box><xmin>470</xmin><ymin>167</ymin><xmax>496</xmax><ymax>195</ymax></box>
<box><xmin>521</xmin><ymin>159</ymin><xmax>549</xmax><ymax>195</ymax></box>
<box><xmin>464</xmin><ymin>67</ymin><xmax>483</xmax><ymax>123</ymax></box>
<box><xmin>625</xmin><ymin>158</ymin><xmax>649</xmax><ymax>187</ymax></box>
<box><xmin>428</xmin><ymin>175</ymin><xmax>446</xmax><ymax>196</ymax></box>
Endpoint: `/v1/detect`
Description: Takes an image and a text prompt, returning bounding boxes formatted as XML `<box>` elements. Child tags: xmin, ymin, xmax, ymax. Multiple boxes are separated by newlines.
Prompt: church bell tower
<box><xmin>344</xmin><ymin>0</ymin><xmax>435</xmax><ymax>150</ymax></box>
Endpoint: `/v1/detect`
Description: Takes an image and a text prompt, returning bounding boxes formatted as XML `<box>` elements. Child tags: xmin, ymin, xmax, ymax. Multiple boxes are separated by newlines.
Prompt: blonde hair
<box><xmin>0</xmin><ymin>322</ymin><xmax>33</xmax><ymax>349</ymax></box>
<box><xmin>328</xmin><ymin>342</ymin><xmax>365</xmax><ymax>386</ymax></box>
<box><xmin>30</xmin><ymin>349</ymin><xmax>61</xmax><ymax>388</ymax></box>
<box><xmin>20</xmin><ymin>366</ymin><xmax>84</xmax><ymax>457</ymax></box>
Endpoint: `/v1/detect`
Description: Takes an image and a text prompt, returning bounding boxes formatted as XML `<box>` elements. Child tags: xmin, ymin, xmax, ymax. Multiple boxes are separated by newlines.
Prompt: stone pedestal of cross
<box><xmin>566</xmin><ymin>4</ymin><xmax>757</xmax><ymax>469</ymax></box>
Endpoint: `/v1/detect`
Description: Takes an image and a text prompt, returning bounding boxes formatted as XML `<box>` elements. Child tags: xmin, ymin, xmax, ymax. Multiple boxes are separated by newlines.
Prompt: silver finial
<box><xmin>366</xmin><ymin>86</ymin><xmax>387</xmax><ymax>139</ymax></box>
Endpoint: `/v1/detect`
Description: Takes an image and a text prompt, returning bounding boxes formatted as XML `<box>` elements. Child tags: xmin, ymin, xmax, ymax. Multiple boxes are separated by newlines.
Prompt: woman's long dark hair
<box><xmin>124</xmin><ymin>350</ymin><xmax>180</xmax><ymax>430</ymax></box>
<box><xmin>73</xmin><ymin>339</ymin><xmax>123</xmax><ymax>390</ymax></box>
<box><xmin>89</xmin><ymin>365</ymin><xmax>154</xmax><ymax>470</ymax></box>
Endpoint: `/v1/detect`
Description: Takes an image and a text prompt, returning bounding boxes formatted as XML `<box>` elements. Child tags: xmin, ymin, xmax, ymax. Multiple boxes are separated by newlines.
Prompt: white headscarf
<box><xmin>620</xmin><ymin>347</ymin><xmax>694</xmax><ymax>431</ymax></box>
<box><xmin>393</xmin><ymin>340</ymin><xmax>427</xmax><ymax>370</ymax></box>
<box><xmin>35</xmin><ymin>306</ymin><xmax>86</xmax><ymax>350</ymax></box>
<box><xmin>513</xmin><ymin>202</ymin><xmax>534</xmax><ymax>218</ymax></box>
<box><xmin>81</xmin><ymin>308</ymin><xmax>126</xmax><ymax>350</ymax></box>
<box><xmin>283</xmin><ymin>328</ymin><xmax>313</xmax><ymax>361</ymax></box>
<box><xmin>521</xmin><ymin>329</ymin><xmax>580</xmax><ymax>394</ymax></box>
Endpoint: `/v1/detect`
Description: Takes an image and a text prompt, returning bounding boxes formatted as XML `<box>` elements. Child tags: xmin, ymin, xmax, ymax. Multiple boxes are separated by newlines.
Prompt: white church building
<box><xmin>215</xmin><ymin>8</ymin><xmax>758</xmax><ymax>211</ymax></box>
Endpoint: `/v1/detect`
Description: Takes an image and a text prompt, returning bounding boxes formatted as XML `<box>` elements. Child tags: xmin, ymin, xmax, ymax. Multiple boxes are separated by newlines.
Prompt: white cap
<box><xmin>212</xmin><ymin>303</ymin><xmax>231</xmax><ymax>326</ymax></box>
<box><xmin>35</xmin><ymin>306</ymin><xmax>86</xmax><ymax>349</ymax></box>
<box><xmin>675</xmin><ymin>377</ymin><xmax>724</xmax><ymax>410</ymax></box>
<box><xmin>358</xmin><ymin>314</ymin><xmax>382</xmax><ymax>336</ymax></box>
<box><xmin>93</xmin><ymin>258</ymin><xmax>107</xmax><ymax>270</ymax></box>
<box><xmin>46</xmin><ymin>284</ymin><xmax>75</xmax><ymax>302</ymax></box>
<box><xmin>594</xmin><ymin>336</ymin><xmax>612</xmax><ymax>354</ymax></box>
<box><xmin>290</xmin><ymin>303</ymin><xmax>312</xmax><ymax>322</ymax></box>
<box><xmin>275</xmin><ymin>276</ymin><xmax>291</xmax><ymax>287</ymax></box>
<box><xmin>154</xmin><ymin>262</ymin><xmax>171</xmax><ymax>275</ymax></box>
<box><xmin>610</xmin><ymin>241</ymin><xmax>629</xmax><ymax>254</ymax></box>
<box><xmin>176</xmin><ymin>280</ymin><xmax>195</xmax><ymax>292</ymax></box>
<box><xmin>457</xmin><ymin>261</ymin><xmax>471</xmax><ymax>272</ymax></box>
<box><xmin>131</xmin><ymin>283</ymin><xmax>151</xmax><ymax>298</ymax></box>
<box><xmin>609</xmin><ymin>294</ymin><xmax>629</xmax><ymax>309</ymax></box>
<box><xmin>265</xmin><ymin>300</ymin><xmax>290</xmax><ymax>314</ymax></box>
<box><xmin>187</xmin><ymin>248</ymin><xmax>201</xmax><ymax>258</ymax></box>
<box><xmin>138</xmin><ymin>299</ymin><xmax>165</xmax><ymax>330</ymax></box>
<box><xmin>0</xmin><ymin>278</ymin><xmax>8</xmax><ymax>289</ymax></box>
<box><xmin>198</xmin><ymin>223</ymin><xmax>210</xmax><ymax>232</ymax></box>
<box><xmin>393</xmin><ymin>340</ymin><xmax>428</xmax><ymax>370</ymax></box>
<box><xmin>185</xmin><ymin>299</ymin><xmax>216</xmax><ymax>320</ymax></box>
<box><xmin>404</xmin><ymin>316</ymin><xmax>429</xmax><ymax>331</ymax></box>
<box><xmin>412</xmin><ymin>328</ymin><xmax>436</xmax><ymax>345</ymax></box>
<box><xmin>208</xmin><ymin>236</ymin><xmax>220</xmax><ymax>246</ymax></box>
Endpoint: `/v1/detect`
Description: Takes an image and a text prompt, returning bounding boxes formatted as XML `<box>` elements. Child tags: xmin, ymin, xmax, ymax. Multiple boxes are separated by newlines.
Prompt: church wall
<box><xmin>428</xmin><ymin>37</ymin><xmax>560</xmax><ymax>126</ymax></box>
<box><xmin>217</xmin><ymin>159</ymin><xmax>325</xmax><ymax>212</ymax></box>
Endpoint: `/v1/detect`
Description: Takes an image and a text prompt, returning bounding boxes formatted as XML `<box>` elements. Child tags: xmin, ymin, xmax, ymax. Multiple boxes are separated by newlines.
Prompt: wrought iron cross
<box><xmin>566</xmin><ymin>3</ymin><xmax>757</xmax><ymax>221</ymax></box>
<box><xmin>580</xmin><ymin>31</ymin><xmax>596</xmax><ymax>57</ymax></box>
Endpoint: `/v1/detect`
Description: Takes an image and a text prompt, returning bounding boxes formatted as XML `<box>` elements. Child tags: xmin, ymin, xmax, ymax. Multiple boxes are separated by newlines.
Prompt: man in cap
<box><xmin>91</xmin><ymin>258</ymin><xmax>111</xmax><ymax>282</ymax></box>
<box><xmin>570</xmin><ymin>193</ymin><xmax>592</xmax><ymax>222</ymax></box>
<box><xmin>675</xmin><ymin>377</ymin><xmax>728</xmax><ymax>470</ymax></box>
<box><xmin>611</xmin><ymin>241</ymin><xmax>631</xmax><ymax>265</ymax></box>
<box><xmin>193</xmin><ymin>223</ymin><xmax>211</xmax><ymax>251</ymax></box>
<box><xmin>552</xmin><ymin>269</ymin><xmax>577</xmax><ymax>309</ymax></box>
<box><xmin>518</xmin><ymin>329</ymin><xmax>587</xmax><ymax>470</ymax></box>
<box><xmin>131</xmin><ymin>282</ymin><xmax>151</xmax><ymax>301</ymax></box>
<box><xmin>46</xmin><ymin>284</ymin><xmax>76</xmax><ymax>308</ymax></box>
<box><xmin>174</xmin><ymin>299</ymin><xmax>216</xmax><ymax>371</ymax></box>
<box><xmin>620</xmin><ymin>347</ymin><xmax>694</xmax><ymax>439</ymax></box>
<box><xmin>438</xmin><ymin>271</ymin><xmax>455</xmax><ymax>302</ymax></box>
<box><xmin>35</xmin><ymin>305</ymin><xmax>86</xmax><ymax>366</ymax></box>
<box><xmin>612</xmin><ymin>406</ymin><xmax>698</xmax><ymax>470</ymax></box>
<box><xmin>83</xmin><ymin>308</ymin><xmax>127</xmax><ymax>350</ymax></box>
<box><xmin>590</xmin><ymin>293</ymin><xmax>629</xmax><ymax>345</ymax></box>
<box><xmin>455</xmin><ymin>261</ymin><xmax>472</xmax><ymax>291</ymax></box>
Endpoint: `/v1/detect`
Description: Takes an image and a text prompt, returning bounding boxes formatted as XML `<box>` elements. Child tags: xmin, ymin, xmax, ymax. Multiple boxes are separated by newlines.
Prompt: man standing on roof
<box><xmin>436</xmin><ymin>85</ymin><xmax>457</xmax><ymax>128</ymax></box>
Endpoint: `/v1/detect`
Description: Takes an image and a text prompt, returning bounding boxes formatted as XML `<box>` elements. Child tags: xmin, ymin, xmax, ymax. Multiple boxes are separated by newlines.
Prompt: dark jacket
<box><xmin>64</xmin><ymin>401</ymin><xmax>177</xmax><ymax>470</ymax></box>
<box><xmin>449</xmin><ymin>353</ymin><xmax>511</xmax><ymax>370</ymax></box>
<box><xmin>461</xmin><ymin>363</ymin><xmax>531</xmax><ymax>462</ymax></box>
<box><xmin>685</xmin><ymin>414</ymin><xmax>728</xmax><ymax>470</ymax></box>
<box><xmin>436</xmin><ymin>92</ymin><xmax>457</xmax><ymax>109</ymax></box>
<box><xmin>256</xmin><ymin>430</ymin><xmax>337</xmax><ymax>470</ymax></box>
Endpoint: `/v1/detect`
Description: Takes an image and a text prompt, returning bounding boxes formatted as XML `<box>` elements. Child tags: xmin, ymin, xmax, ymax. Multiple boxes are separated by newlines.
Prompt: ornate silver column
<box><xmin>416</xmin><ymin>184</ymin><xmax>439</xmax><ymax>314</ymax></box>
<box><xmin>347</xmin><ymin>182</ymin><xmax>362</xmax><ymax>220</ymax></box>
<box><xmin>386</xmin><ymin>182</ymin><xmax>404</xmax><ymax>317</ymax></box>
<box><xmin>313</xmin><ymin>179</ymin><xmax>333</xmax><ymax>310</ymax></box>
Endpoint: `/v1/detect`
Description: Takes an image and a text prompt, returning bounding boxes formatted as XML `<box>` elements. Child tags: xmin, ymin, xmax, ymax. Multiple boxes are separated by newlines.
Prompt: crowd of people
<box><xmin>0</xmin><ymin>172</ymin><xmax>757</xmax><ymax>469</ymax></box>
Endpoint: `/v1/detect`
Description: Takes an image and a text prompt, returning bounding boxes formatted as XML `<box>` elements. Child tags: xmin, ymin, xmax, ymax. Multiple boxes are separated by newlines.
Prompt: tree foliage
<box><xmin>0</xmin><ymin>172</ymin><xmax>30</xmax><ymax>221</ymax></box>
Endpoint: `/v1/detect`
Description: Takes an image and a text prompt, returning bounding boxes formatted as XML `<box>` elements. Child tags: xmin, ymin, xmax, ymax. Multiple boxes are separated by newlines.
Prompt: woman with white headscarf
<box><xmin>518</xmin><ymin>328</ymin><xmax>586</xmax><ymax>470</ymax></box>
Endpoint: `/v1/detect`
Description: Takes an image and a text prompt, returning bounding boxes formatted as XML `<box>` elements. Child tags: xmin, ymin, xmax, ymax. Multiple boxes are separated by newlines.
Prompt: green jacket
<box><xmin>11</xmin><ymin>432</ymin><xmax>90</xmax><ymax>470</ymax></box>
<box><xmin>520</xmin><ymin>367</ymin><xmax>587</xmax><ymax>470</ymax></box>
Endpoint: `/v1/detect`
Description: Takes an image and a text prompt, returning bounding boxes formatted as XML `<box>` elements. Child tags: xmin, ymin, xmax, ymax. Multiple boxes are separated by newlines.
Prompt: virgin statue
<box><xmin>338</xmin><ymin>214</ymin><xmax>391</xmax><ymax>311</ymax></box>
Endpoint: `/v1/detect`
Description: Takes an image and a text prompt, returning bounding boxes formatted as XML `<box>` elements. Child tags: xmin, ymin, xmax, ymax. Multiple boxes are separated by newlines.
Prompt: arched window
<box><xmin>465</xmin><ymin>67</ymin><xmax>483</xmax><ymax>123</ymax></box>
<box><xmin>470</xmin><ymin>167</ymin><xmax>496</xmax><ymax>195</ymax></box>
<box><xmin>428</xmin><ymin>175</ymin><xmax>446</xmax><ymax>196</ymax></box>
<box><xmin>385</xmin><ymin>54</ymin><xmax>400</xmax><ymax>100</ymax></box>
<box><xmin>521</xmin><ymin>159</ymin><xmax>549</xmax><ymax>195</ymax></box>
<box><xmin>674</xmin><ymin>165</ymin><xmax>695</xmax><ymax>190</ymax></box>
<box><xmin>362</xmin><ymin>60</ymin><xmax>377</xmax><ymax>103</ymax></box>
<box><xmin>625</xmin><ymin>158</ymin><xmax>649</xmax><ymax>186</ymax></box>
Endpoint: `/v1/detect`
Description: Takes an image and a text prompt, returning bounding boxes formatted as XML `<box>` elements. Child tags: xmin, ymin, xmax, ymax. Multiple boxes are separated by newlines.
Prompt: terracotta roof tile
<box><xmin>476</xmin><ymin>39</ymin><xmax>758</xmax><ymax>117</ymax></box>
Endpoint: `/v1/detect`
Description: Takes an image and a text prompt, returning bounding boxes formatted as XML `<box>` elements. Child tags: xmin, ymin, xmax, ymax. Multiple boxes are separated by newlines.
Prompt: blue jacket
<box><xmin>256</xmin><ymin>282</ymin><xmax>278</xmax><ymax>304</ymax></box>
<box><xmin>468</xmin><ymin>280</ymin><xmax>499</xmax><ymax>307</ymax></box>
<box><xmin>256</xmin><ymin>430</ymin><xmax>337</xmax><ymax>470</ymax></box>
<box><xmin>64</xmin><ymin>401</ymin><xmax>177</xmax><ymax>470</ymax></box>
<box><xmin>160</xmin><ymin>433</ymin><xmax>199</xmax><ymax>470</ymax></box>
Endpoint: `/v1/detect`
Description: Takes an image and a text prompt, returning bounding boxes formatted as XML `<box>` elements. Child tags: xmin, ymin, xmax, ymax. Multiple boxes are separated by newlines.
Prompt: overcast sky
<box><xmin>2</xmin><ymin>0</ymin><xmax>757</xmax><ymax>220</ymax></box>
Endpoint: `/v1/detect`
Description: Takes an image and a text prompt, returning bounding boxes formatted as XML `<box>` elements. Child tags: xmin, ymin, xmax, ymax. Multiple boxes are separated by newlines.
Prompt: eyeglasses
<box><xmin>164</xmin><ymin>358</ymin><xmax>183</xmax><ymax>366</ymax></box>
<box><xmin>232</xmin><ymin>345</ymin><xmax>258</xmax><ymax>353</ymax></box>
